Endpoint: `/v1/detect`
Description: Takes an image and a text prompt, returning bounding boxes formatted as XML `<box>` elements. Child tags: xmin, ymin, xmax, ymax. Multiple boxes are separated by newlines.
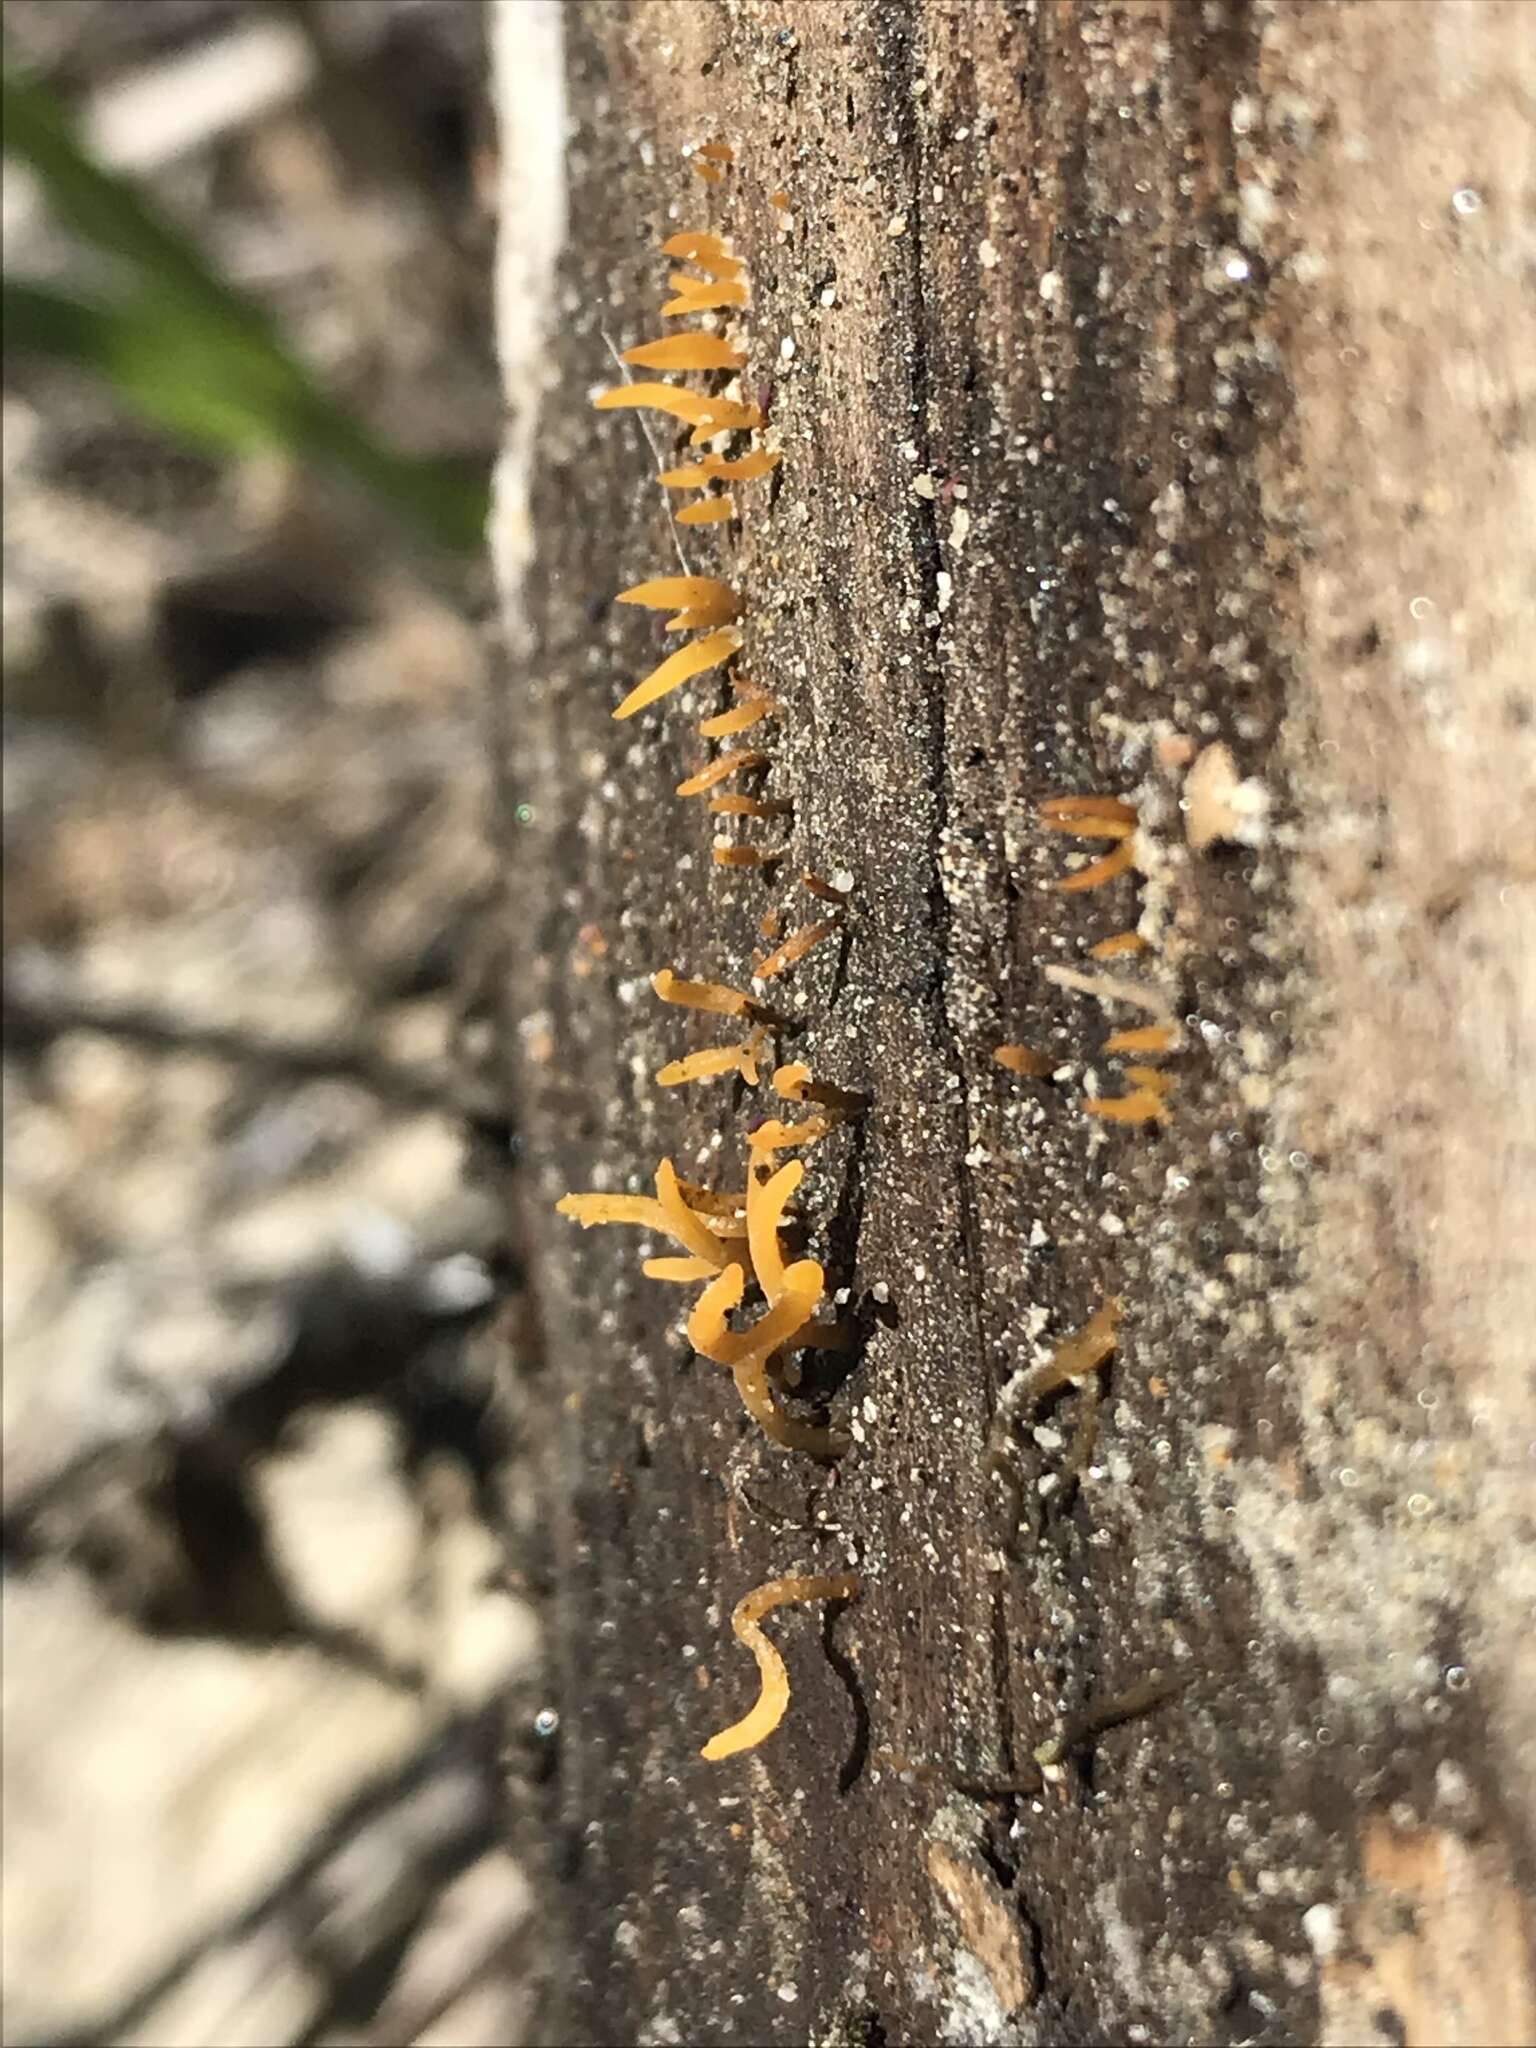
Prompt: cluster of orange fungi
<box><xmin>560</xmin><ymin>151</ymin><xmax>864</xmax><ymax>1759</ymax></box>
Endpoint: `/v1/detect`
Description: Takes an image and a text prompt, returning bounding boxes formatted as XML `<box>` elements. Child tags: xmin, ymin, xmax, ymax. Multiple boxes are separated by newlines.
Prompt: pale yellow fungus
<box><xmin>556</xmin><ymin>1192</ymin><xmax>670</xmax><ymax>1232</ymax></box>
<box><xmin>616</xmin><ymin>574</ymin><xmax>738</xmax><ymax>614</ymax></box>
<box><xmin>678</xmin><ymin>497</ymin><xmax>736</xmax><ymax>525</ymax></box>
<box><xmin>644</xmin><ymin>1255</ymin><xmax>717</xmax><ymax>1283</ymax></box>
<box><xmin>659</xmin><ymin>451</ymin><xmax>779</xmax><ymax>489</ymax></box>
<box><xmin>713</xmin><ymin>844</ymin><xmax>786</xmax><ymax>868</ymax></box>
<box><xmin>651</xmin><ymin>967</ymin><xmax>752</xmax><ymax>1017</ymax></box>
<box><xmin>710</xmin><ymin>793</ymin><xmax>793</xmax><ymax>819</ymax></box>
<box><xmin>656</xmin><ymin>1158</ymin><xmax>737</xmax><ymax>1268</ymax></box>
<box><xmin>621</xmin><ymin>334</ymin><xmax>746</xmax><ymax>372</ymax></box>
<box><xmin>1123</xmin><ymin>1065</ymin><xmax>1175</xmax><ymax>1095</ymax></box>
<box><xmin>615</xmin><ymin>627</ymin><xmax>741</xmax><ymax>721</ymax></box>
<box><xmin>752</xmin><ymin>918</ymin><xmax>838</xmax><ymax>981</ymax></box>
<box><xmin>700</xmin><ymin>697</ymin><xmax>778</xmax><ymax>737</ymax></box>
<box><xmin>692</xmin><ymin>160</ymin><xmax>725</xmax><ymax>184</ymax></box>
<box><xmin>747</xmin><ymin>1160</ymin><xmax>802</xmax><ymax>1302</ymax></box>
<box><xmin>1090</xmin><ymin>931</ymin><xmax>1150</xmax><ymax>959</ymax></box>
<box><xmin>749</xmin><ymin>1116</ymin><xmax>833</xmax><ymax>1154</ymax></box>
<box><xmin>994</xmin><ymin>1044</ymin><xmax>1056</xmax><ymax>1078</ymax></box>
<box><xmin>1083</xmin><ymin>1087</ymin><xmax>1171</xmax><ymax>1125</ymax></box>
<box><xmin>687</xmin><ymin>401</ymin><xmax>762</xmax><ymax>444</ymax></box>
<box><xmin>689</xmin><ymin>1259</ymin><xmax>847</xmax><ymax>1456</ymax></box>
<box><xmin>1055</xmin><ymin>842</ymin><xmax>1136</xmax><ymax>893</ymax></box>
<box><xmin>697</xmin><ymin>140</ymin><xmax>736</xmax><ymax>164</ymax></box>
<box><xmin>769</xmin><ymin>190</ymin><xmax>792</xmax><ymax>210</ymax></box>
<box><xmin>659</xmin><ymin>229</ymin><xmax>731</xmax><ymax>263</ymax></box>
<box><xmin>1039</xmin><ymin>794</ymin><xmax>1137</xmax><ymax>825</ymax></box>
<box><xmin>663</xmin><ymin>281</ymin><xmax>750</xmax><ymax>317</ymax></box>
<box><xmin>736</xmin><ymin>1025</ymin><xmax>770</xmax><ymax>1087</ymax></box>
<box><xmin>655</xmin><ymin>1043</ymin><xmax>757</xmax><ymax>1087</ymax></box>
<box><xmin>1102</xmin><ymin>1023</ymin><xmax>1177</xmax><ymax>1056</ymax></box>
<box><xmin>1011</xmin><ymin>1299</ymin><xmax>1124</xmax><ymax>1408</ymax></box>
<box><xmin>666</xmin><ymin>604</ymin><xmax>739</xmax><ymax>631</ymax></box>
<box><xmin>1040</xmin><ymin>813</ymin><xmax>1135</xmax><ymax>841</ymax></box>
<box><xmin>701</xmin><ymin>1572</ymin><xmax>860</xmax><ymax>1763</ymax></box>
<box><xmin>592</xmin><ymin>382</ymin><xmax>727</xmax><ymax>426</ymax></box>
<box><xmin>557</xmin><ymin>1188</ymin><xmax>743</xmax><ymax>1262</ymax></box>
<box><xmin>680</xmin><ymin>737</ymin><xmax>764</xmax><ymax>786</ymax></box>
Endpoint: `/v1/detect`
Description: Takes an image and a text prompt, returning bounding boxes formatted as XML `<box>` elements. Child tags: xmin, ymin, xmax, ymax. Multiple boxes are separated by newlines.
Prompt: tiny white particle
<box><xmin>887</xmin><ymin>212</ymin><xmax>908</xmax><ymax>237</ymax></box>
<box><xmin>1039</xmin><ymin>269</ymin><xmax>1061</xmax><ymax>302</ymax></box>
<box><xmin>979</xmin><ymin>238</ymin><xmax>1000</xmax><ymax>269</ymax></box>
<box><xmin>1224</xmin><ymin>253</ymin><xmax>1251</xmax><ymax>282</ymax></box>
<box><xmin>780</xmin><ymin>335</ymin><xmax>796</xmax><ymax>361</ymax></box>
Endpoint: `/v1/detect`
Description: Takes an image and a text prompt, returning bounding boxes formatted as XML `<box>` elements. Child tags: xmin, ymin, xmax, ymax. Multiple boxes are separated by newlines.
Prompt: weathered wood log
<box><xmin>490</xmin><ymin>4</ymin><xmax>1536</xmax><ymax>2042</ymax></box>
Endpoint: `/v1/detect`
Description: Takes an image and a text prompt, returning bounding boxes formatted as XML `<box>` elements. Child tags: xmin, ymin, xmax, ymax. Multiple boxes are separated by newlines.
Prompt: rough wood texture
<box><xmin>490</xmin><ymin>4</ymin><xmax>1536</xmax><ymax>2043</ymax></box>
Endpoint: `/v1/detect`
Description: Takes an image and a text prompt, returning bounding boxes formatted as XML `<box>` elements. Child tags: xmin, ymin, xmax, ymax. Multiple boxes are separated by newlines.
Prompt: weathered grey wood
<box><xmin>490</xmin><ymin>4</ymin><xmax>1536</xmax><ymax>2042</ymax></box>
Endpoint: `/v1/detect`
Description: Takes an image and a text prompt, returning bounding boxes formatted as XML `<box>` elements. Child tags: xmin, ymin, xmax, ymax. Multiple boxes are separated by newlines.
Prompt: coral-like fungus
<box><xmin>1090</xmin><ymin>930</ymin><xmax>1150</xmax><ymax>960</ymax></box>
<box><xmin>1102</xmin><ymin>1023</ymin><xmax>1178</xmax><ymax>1057</ymax></box>
<box><xmin>662</xmin><ymin>280</ymin><xmax>750</xmax><ymax>317</ymax></box>
<box><xmin>677</xmin><ymin>749</ymin><xmax>768</xmax><ymax>797</ymax></box>
<box><xmin>593</xmin><ymin>383</ymin><xmax>760</xmax><ymax>439</ymax></box>
<box><xmin>621</xmin><ymin>334</ymin><xmax>746</xmax><ymax>373</ymax></box>
<box><xmin>677</xmin><ymin>497</ymin><xmax>736</xmax><ymax>525</ymax></box>
<box><xmin>701</xmin><ymin>1572</ymin><xmax>860</xmax><ymax>1762</ymax></box>
<box><xmin>651</xmin><ymin>967</ymin><xmax>762</xmax><ymax>1019</ymax></box>
<box><xmin>748</xmin><ymin>1116</ymin><xmax>835</xmax><ymax>1155</ymax></box>
<box><xmin>1055</xmin><ymin>842</ymin><xmax>1137</xmax><ymax>893</ymax></box>
<box><xmin>1015</xmin><ymin>1299</ymin><xmax>1123</xmax><ymax>1407</ymax></box>
<box><xmin>687</xmin><ymin>1258</ymin><xmax>847</xmax><ymax>1456</ymax></box>
<box><xmin>1083</xmin><ymin>1086</ymin><xmax>1171</xmax><ymax>1125</ymax></box>
<box><xmin>713</xmin><ymin>844</ymin><xmax>786</xmax><ymax>869</ymax></box>
<box><xmin>617</xmin><ymin>574</ymin><xmax>739</xmax><ymax>621</ymax></box>
<box><xmin>994</xmin><ymin>1044</ymin><xmax>1055</xmax><ymax>1078</ymax></box>
<box><xmin>615</xmin><ymin>629</ymin><xmax>742</xmax><ymax>721</ymax></box>
<box><xmin>700</xmin><ymin>697</ymin><xmax>778</xmax><ymax>738</ymax></box>
<box><xmin>655</xmin><ymin>1043</ymin><xmax>759</xmax><ymax>1088</ymax></box>
<box><xmin>660</xmin><ymin>451</ymin><xmax>778</xmax><ymax>489</ymax></box>
<box><xmin>753</xmin><ymin>918</ymin><xmax>838</xmax><ymax>982</ymax></box>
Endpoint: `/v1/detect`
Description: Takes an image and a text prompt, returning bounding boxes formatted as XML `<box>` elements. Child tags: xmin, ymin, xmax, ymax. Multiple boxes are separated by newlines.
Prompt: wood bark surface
<box><xmin>489</xmin><ymin>4</ymin><xmax>1536</xmax><ymax>2043</ymax></box>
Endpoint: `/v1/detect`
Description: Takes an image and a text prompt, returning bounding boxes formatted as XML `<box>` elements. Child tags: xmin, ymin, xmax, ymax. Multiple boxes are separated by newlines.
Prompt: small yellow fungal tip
<box><xmin>1054</xmin><ymin>841</ymin><xmax>1137</xmax><ymax>893</ymax></box>
<box><xmin>701</xmin><ymin>1573</ymin><xmax>860</xmax><ymax>1763</ymax></box>
<box><xmin>655</xmin><ymin>1043</ymin><xmax>757</xmax><ymax>1087</ymax></box>
<box><xmin>692</xmin><ymin>160</ymin><xmax>725</xmax><ymax>184</ymax></box>
<box><xmin>752</xmin><ymin>918</ymin><xmax>838</xmax><ymax>981</ymax></box>
<box><xmin>697</xmin><ymin>140</ymin><xmax>736</xmax><ymax>165</ymax></box>
<box><xmin>656</xmin><ymin>1158</ymin><xmax>740</xmax><ymax>1268</ymax></box>
<box><xmin>677</xmin><ymin>496</ymin><xmax>737</xmax><ymax>525</ymax></box>
<box><xmin>713</xmin><ymin>844</ymin><xmax>786</xmax><ymax>869</ymax></box>
<box><xmin>614</xmin><ymin>628</ymin><xmax>742</xmax><ymax>722</ymax></box>
<box><xmin>749</xmin><ymin>1116</ymin><xmax>833</xmax><ymax>1154</ymax></box>
<box><xmin>660</xmin><ymin>451</ymin><xmax>778</xmax><ymax>491</ymax></box>
<box><xmin>686</xmin><ymin>401</ymin><xmax>763</xmax><ymax>445</ymax></box>
<box><xmin>1083</xmin><ymin>1088</ymin><xmax>1171</xmax><ymax>1125</ymax></box>
<box><xmin>747</xmin><ymin>1158</ymin><xmax>803</xmax><ymax>1303</ymax></box>
<box><xmin>662</xmin><ymin>281</ymin><xmax>750</xmax><ymax>317</ymax></box>
<box><xmin>1039</xmin><ymin>793</ymin><xmax>1137</xmax><ymax>825</ymax></box>
<box><xmin>1090</xmin><ymin>931</ymin><xmax>1150</xmax><ymax>959</ymax></box>
<box><xmin>994</xmin><ymin>1044</ymin><xmax>1056</xmax><ymax>1078</ymax></box>
<box><xmin>621</xmin><ymin>334</ymin><xmax>746</xmax><ymax>373</ymax></box>
<box><xmin>1123</xmin><ymin>1065</ymin><xmax>1175</xmax><ymax>1095</ymax></box>
<box><xmin>643</xmin><ymin>1254</ymin><xmax>718</xmax><ymax>1283</ymax></box>
<box><xmin>651</xmin><ymin>967</ymin><xmax>752</xmax><ymax>1017</ymax></box>
<box><xmin>660</xmin><ymin>229</ymin><xmax>730</xmax><ymax>261</ymax></box>
<box><xmin>699</xmin><ymin>698</ymin><xmax>778</xmax><ymax>738</ymax></box>
<box><xmin>616</xmin><ymin>574</ymin><xmax>738</xmax><ymax>615</ymax></box>
<box><xmin>772</xmin><ymin>1061</ymin><xmax>813</xmax><ymax>1102</ymax></box>
<box><xmin>679</xmin><ymin>753</ymin><xmax>769</xmax><ymax>797</ymax></box>
<box><xmin>556</xmin><ymin>1192</ymin><xmax>669</xmax><ymax>1231</ymax></box>
<box><xmin>1102</xmin><ymin>1023</ymin><xmax>1178</xmax><ymax>1056</ymax></box>
<box><xmin>592</xmin><ymin>380</ymin><xmax>719</xmax><ymax>423</ymax></box>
